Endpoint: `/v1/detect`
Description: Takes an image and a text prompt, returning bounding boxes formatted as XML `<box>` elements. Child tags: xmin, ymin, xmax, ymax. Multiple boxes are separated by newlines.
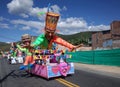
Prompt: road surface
<box><xmin>0</xmin><ymin>58</ymin><xmax>120</xmax><ymax>87</ymax></box>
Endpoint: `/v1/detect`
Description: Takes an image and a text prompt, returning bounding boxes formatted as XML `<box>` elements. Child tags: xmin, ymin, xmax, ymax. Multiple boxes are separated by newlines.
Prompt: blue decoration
<box><xmin>47</xmin><ymin>3</ymin><xmax>51</xmax><ymax>12</ymax></box>
<box><xmin>19</xmin><ymin>65</ymin><xmax>27</xmax><ymax>70</ymax></box>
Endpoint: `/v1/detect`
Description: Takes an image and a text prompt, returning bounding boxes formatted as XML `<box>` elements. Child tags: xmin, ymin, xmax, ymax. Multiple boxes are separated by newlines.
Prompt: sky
<box><xmin>0</xmin><ymin>0</ymin><xmax>120</xmax><ymax>43</ymax></box>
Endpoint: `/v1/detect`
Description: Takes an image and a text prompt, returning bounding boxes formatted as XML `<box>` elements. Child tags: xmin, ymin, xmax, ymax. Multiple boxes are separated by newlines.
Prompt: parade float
<box><xmin>16</xmin><ymin>33</ymin><xmax>75</xmax><ymax>79</ymax></box>
<box><xmin>30</xmin><ymin>49</ymin><xmax>74</xmax><ymax>79</ymax></box>
<box><xmin>16</xmin><ymin>4</ymin><xmax>83</xmax><ymax>79</ymax></box>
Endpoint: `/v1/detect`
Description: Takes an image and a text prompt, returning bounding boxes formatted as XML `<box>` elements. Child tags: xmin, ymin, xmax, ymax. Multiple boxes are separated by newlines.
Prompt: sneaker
<box><xmin>19</xmin><ymin>65</ymin><xmax>27</xmax><ymax>70</ymax></box>
<box><xmin>29</xmin><ymin>64</ymin><xmax>34</xmax><ymax>68</ymax></box>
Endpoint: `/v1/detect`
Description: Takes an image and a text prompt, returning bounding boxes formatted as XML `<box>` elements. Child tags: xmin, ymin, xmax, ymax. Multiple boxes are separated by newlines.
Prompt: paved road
<box><xmin>0</xmin><ymin>58</ymin><xmax>120</xmax><ymax>87</ymax></box>
<box><xmin>74</xmin><ymin>63</ymin><xmax>120</xmax><ymax>79</ymax></box>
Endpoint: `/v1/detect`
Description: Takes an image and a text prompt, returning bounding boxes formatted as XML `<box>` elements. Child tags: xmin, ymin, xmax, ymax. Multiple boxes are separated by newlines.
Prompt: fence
<box><xmin>67</xmin><ymin>48</ymin><xmax>120</xmax><ymax>66</ymax></box>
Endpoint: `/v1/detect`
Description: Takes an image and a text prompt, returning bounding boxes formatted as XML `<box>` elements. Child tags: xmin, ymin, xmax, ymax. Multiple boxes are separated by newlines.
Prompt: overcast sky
<box><xmin>0</xmin><ymin>0</ymin><xmax>120</xmax><ymax>43</ymax></box>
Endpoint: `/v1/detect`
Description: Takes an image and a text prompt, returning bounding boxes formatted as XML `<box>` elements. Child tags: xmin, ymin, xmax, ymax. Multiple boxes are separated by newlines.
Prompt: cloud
<box><xmin>7</xmin><ymin>0</ymin><xmax>62</xmax><ymax>18</ymax></box>
<box><xmin>11</xmin><ymin>19</ymin><xmax>44</xmax><ymax>33</ymax></box>
<box><xmin>6</xmin><ymin>0</ymin><xmax>110</xmax><ymax>35</ymax></box>
<box><xmin>20</xmin><ymin>13</ymin><xmax>29</xmax><ymax>18</ymax></box>
<box><xmin>0</xmin><ymin>17</ymin><xmax>10</xmax><ymax>29</ymax></box>
<box><xmin>10</xmin><ymin>17</ymin><xmax>110</xmax><ymax>35</ymax></box>
<box><xmin>6</xmin><ymin>42</ymin><xmax>11</xmax><ymax>44</ymax></box>
<box><xmin>57</xmin><ymin>17</ymin><xmax>87</xmax><ymax>34</ymax></box>
<box><xmin>30</xmin><ymin>7</ymin><xmax>47</xmax><ymax>17</ymax></box>
<box><xmin>88</xmin><ymin>25</ymin><xmax>110</xmax><ymax>31</ymax></box>
<box><xmin>0</xmin><ymin>17</ymin><xmax>4</xmax><ymax>21</ymax></box>
<box><xmin>0</xmin><ymin>16</ymin><xmax>9</xmax><ymax>21</ymax></box>
<box><xmin>7</xmin><ymin>0</ymin><xmax>33</xmax><ymax>18</ymax></box>
<box><xmin>51</xmin><ymin>5</ymin><xmax>61</xmax><ymax>14</ymax></box>
<box><xmin>0</xmin><ymin>23</ymin><xmax>9</xmax><ymax>29</ymax></box>
<box><xmin>21</xmin><ymin>26</ymin><xmax>31</xmax><ymax>30</ymax></box>
<box><xmin>62</xmin><ymin>6</ymin><xmax>67</xmax><ymax>11</ymax></box>
<box><xmin>57</xmin><ymin>17</ymin><xmax>110</xmax><ymax>35</ymax></box>
<box><xmin>58</xmin><ymin>17</ymin><xmax>87</xmax><ymax>28</ymax></box>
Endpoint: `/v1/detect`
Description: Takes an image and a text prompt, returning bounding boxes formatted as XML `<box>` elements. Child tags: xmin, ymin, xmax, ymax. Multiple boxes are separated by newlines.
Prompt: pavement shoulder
<box><xmin>74</xmin><ymin>63</ymin><xmax>120</xmax><ymax>79</ymax></box>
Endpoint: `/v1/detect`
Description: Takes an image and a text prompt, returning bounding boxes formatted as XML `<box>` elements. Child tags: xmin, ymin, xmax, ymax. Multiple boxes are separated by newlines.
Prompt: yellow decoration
<box><xmin>69</xmin><ymin>55</ymin><xmax>72</xmax><ymax>58</ymax></box>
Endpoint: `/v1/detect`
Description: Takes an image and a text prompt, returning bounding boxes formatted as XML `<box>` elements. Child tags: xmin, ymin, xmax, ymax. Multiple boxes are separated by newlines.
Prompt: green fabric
<box><xmin>67</xmin><ymin>48</ymin><xmax>120</xmax><ymax>66</ymax></box>
<box><xmin>11</xmin><ymin>51</ymin><xmax>17</xmax><ymax>57</ymax></box>
<box><xmin>32</xmin><ymin>34</ymin><xmax>49</xmax><ymax>49</ymax></box>
<box><xmin>17</xmin><ymin>44</ymin><xmax>32</xmax><ymax>56</ymax></box>
<box><xmin>10</xmin><ymin>50</ymin><xmax>16</xmax><ymax>57</ymax></box>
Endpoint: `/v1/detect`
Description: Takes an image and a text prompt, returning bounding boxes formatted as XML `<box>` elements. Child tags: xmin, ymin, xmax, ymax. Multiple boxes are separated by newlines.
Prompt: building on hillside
<box><xmin>92</xmin><ymin>21</ymin><xmax>120</xmax><ymax>50</ymax></box>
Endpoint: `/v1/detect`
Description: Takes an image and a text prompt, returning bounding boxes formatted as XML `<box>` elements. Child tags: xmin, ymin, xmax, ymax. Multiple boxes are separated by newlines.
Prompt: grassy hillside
<box><xmin>0</xmin><ymin>42</ymin><xmax>11</xmax><ymax>51</ymax></box>
<box><xmin>57</xmin><ymin>32</ymin><xmax>91</xmax><ymax>40</ymax></box>
<box><xmin>57</xmin><ymin>32</ymin><xmax>92</xmax><ymax>45</ymax></box>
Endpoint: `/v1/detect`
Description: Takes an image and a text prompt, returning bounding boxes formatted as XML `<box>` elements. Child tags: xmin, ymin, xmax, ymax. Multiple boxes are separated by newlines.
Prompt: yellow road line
<box><xmin>56</xmin><ymin>78</ymin><xmax>80</xmax><ymax>87</ymax></box>
<box><xmin>59</xmin><ymin>78</ymin><xmax>80</xmax><ymax>87</ymax></box>
<box><xmin>56</xmin><ymin>79</ymin><xmax>74</xmax><ymax>87</ymax></box>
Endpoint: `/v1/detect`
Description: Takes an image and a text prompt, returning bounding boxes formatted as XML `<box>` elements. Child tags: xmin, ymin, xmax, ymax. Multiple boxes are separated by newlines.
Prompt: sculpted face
<box><xmin>45</xmin><ymin>28</ymin><xmax>55</xmax><ymax>41</ymax></box>
<box><xmin>23</xmin><ymin>40</ymin><xmax>30</xmax><ymax>44</ymax></box>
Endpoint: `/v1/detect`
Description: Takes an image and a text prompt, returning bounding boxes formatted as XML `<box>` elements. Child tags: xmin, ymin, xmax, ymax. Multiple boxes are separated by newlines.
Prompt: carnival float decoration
<box><xmin>14</xmin><ymin>4</ymin><xmax>84</xmax><ymax>79</ymax></box>
<box><xmin>30</xmin><ymin>49</ymin><xmax>74</xmax><ymax>79</ymax></box>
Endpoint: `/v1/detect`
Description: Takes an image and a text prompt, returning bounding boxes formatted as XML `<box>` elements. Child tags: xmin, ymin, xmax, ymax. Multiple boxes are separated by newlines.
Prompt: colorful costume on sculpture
<box><xmin>31</xmin><ymin>12</ymin><xmax>76</xmax><ymax>76</ymax></box>
<box><xmin>32</xmin><ymin>12</ymin><xmax>75</xmax><ymax>50</ymax></box>
<box><xmin>17</xmin><ymin>34</ymin><xmax>34</xmax><ymax>70</ymax></box>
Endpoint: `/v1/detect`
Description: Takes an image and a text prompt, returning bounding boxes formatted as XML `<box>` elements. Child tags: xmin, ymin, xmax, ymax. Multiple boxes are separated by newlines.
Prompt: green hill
<box><xmin>0</xmin><ymin>42</ymin><xmax>11</xmax><ymax>51</ymax></box>
<box><xmin>57</xmin><ymin>32</ymin><xmax>91</xmax><ymax>40</ymax></box>
<box><xmin>56</xmin><ymin>32</ymin><xmax>92</xmax><ymax>45</ymax></box>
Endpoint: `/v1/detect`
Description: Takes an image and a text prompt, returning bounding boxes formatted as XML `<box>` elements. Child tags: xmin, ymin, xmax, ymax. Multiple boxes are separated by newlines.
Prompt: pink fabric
<box><xmin>54</xmin><ymin>53</ymin><xmax>61</xmax><ymax>56</ymax></box>
<box><xmin>17</xmin><ymin>50</ymin><xmax>22</xmax><ymax>57</ymax></box>
<box><xmin>58</xmin><ymin>62</ymin><xmax>68</xmax><ymax>76</ymax></box>
<box><xmin>32</xmin><ymin>64</ymin><xmax>48</xmax><ymax>78</ymax></box>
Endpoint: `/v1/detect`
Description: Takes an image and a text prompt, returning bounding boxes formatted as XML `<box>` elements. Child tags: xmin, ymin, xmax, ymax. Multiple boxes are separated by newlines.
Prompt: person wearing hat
<box><xmin>16</xmin><ymin>34</ymin><xmax>34</xmax><ymax>70</ymax></box>
<box><xmin>31</xmin><ymin>12</ymin><xmax>83</xmax><ymax>51</ymax></box>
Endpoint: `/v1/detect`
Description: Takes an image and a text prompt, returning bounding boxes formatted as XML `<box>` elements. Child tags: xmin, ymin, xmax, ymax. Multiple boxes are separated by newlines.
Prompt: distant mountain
<box><xmin>0</xmin><ymin>42</ymin><xmax>11</xmax><ymax>51</ymax></box>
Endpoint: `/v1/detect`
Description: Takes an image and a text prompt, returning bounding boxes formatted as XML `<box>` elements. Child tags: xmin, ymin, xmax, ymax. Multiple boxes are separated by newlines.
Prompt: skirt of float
<box><xmin>30</xmin><ymin>63</ymin><xmax>75</xmax><ymax>79</ymax></box>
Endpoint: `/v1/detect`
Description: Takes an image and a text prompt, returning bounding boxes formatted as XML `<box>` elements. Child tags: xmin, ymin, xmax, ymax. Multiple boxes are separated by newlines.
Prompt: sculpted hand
<box><xmin>70</xmin><ymin>43</ymin><xmax>84</xmax><ymax>52</ymax></box>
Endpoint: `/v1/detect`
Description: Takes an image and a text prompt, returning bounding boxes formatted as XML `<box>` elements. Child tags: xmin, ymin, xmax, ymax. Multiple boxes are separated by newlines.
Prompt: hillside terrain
<box><xmin>0</xmin><ymin>42</ymin><xmax>11</xmax><ymax>51</ymax></box>
<box><xmin>57</xmin><ymin>32</ymin><xmax>92</xmax><ymax>45</ymax></box>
